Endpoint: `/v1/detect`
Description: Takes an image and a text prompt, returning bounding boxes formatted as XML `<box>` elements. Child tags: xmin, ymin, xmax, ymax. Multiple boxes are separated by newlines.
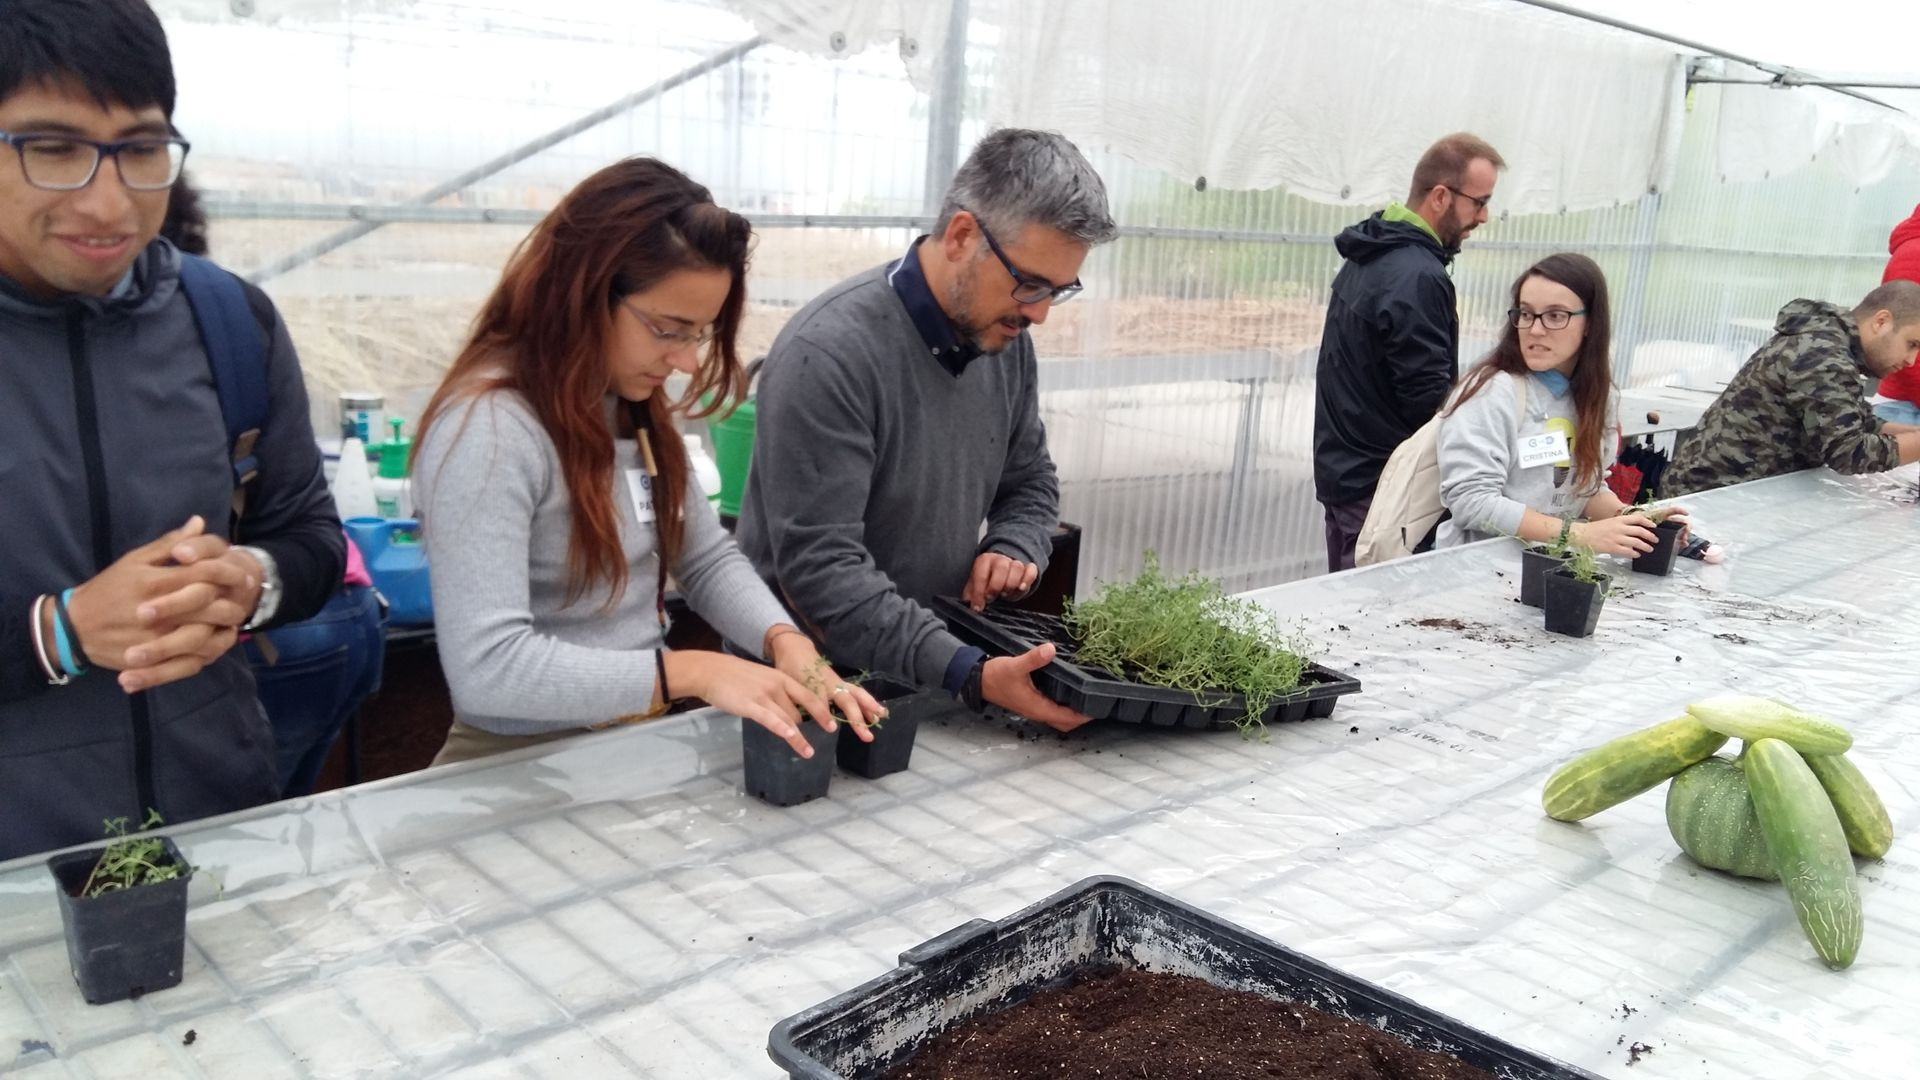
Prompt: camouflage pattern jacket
<box><xmin>1664</xmin><ymin>300</ymin><xmax>1899</xmax><ymax>497</ymax></box>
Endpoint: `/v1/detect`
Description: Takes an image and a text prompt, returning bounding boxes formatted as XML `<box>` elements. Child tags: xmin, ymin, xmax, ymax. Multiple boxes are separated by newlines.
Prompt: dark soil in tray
<box><xmin>883</xmin><ymin>968</ymin><xmax>1495</xmax><ymax>1080</ymax></box>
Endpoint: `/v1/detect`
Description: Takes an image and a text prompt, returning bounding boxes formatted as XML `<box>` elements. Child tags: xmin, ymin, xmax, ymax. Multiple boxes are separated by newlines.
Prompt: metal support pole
<box><xmin>1502</xmin><ymin>0</ymin><xmax>1902</xmax><ymax>113</ymax></box>
<box><xmin>921</xmin><ymin>0</ymin><xmax>971</xmax><ymax>218</ymax></box>
<box><xmin>1687</xmin><ymin>76</ymin><xmax>1920</xmax><ymax>91</ymax></box>
<box><xmin>247</xmin><ymin>36</ymin><xmax>766</xmax><ymax>285</ymax></box>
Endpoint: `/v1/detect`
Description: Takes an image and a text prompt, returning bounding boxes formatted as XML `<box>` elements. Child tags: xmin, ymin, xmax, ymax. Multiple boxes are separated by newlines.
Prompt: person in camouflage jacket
<box><xmin>1664</xmin><ymin>282</ymin><xmax>1920</xmax><ymax>496</ymax></box>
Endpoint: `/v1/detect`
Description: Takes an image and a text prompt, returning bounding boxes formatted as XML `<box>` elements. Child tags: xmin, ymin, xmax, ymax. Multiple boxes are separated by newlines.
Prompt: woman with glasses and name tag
<box><xmin>410</xmin><ymin>158</ymin><xmax>882</xmax><ymax>766</ymax></box>
<box><xmin>1432</xmin><ymin>253</ymin><xmax>1679</xmax><ymax>555</ymax></box>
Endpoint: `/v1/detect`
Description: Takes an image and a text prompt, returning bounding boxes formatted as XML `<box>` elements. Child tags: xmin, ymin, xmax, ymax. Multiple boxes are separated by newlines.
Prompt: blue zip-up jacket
<box><xmin>0</xmin><ymin>239</ymin><xmax>342</xmax><ymax>861</ymax></box>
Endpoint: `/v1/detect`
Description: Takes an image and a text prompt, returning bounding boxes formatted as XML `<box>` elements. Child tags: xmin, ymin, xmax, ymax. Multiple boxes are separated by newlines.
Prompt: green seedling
<box><xmin>1063</xmin><ymin>552</ymin><xmax>1313</xmax><ymax>738</ymax></box>
<box><xmin>797</xmin><ymin>656</ymin><xmax>885</xmax><ymax>728</ymax></box>
<box><xmin>1559</xmin><ymin>544</ymin><xmax>1616</xmax><ymax>595</ymax></box>
<box><xmin>79</xmin><ymin>810</ymin><xmax>185</xmax><ymax>898</ymax></box>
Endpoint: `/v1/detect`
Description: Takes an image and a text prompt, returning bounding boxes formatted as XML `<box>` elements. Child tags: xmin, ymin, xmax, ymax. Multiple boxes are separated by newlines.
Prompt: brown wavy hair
<box><xmin>1447</xmin><ymin>252</ymin><xmax>1614</xmax><ymax>492</ymax></box>
<box><xmin>417</xmin><ymin>157</ymin><xmax>751</xmax><ymax>606</ymax></box>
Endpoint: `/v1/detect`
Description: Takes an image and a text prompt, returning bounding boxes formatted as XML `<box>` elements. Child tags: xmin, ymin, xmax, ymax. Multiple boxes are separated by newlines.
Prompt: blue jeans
<box><xmin>243</xmin><ymin>585</ymin><xmax>387</xmax><ymax>797</ymax></box>
<box><xmin>1872</xmin><ymin>399</ymin><xmax>1920</xmax><ymax>427</ymax></box>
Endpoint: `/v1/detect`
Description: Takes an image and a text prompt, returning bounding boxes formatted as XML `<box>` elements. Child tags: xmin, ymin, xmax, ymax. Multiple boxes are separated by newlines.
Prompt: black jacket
<box><xmin>0</xmin><ymin>241</ymin><xmax>343</xmax><ymax>860</ymax></box>
<box><xmin>1312</xmin><ymin>214</ymin><xmax>1460</xmax><ymax>504</ymax></box>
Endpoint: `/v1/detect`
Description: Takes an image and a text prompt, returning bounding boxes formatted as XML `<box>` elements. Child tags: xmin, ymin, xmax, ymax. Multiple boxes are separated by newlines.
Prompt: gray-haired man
<box><xmin>737</xmin><ymin>128</ymin><xmax>1115</xmax><ymax>732</ymax></box>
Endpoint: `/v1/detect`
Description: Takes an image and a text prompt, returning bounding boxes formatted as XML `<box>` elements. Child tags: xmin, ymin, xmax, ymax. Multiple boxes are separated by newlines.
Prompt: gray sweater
<box><xmin>413</xmin><ymin>389</ymin><xmax>792</xmax><ymax>734</ymax></box>
<box><xmin>1435</xmin><ymin>370</ymin><xmax>1618</xmax><ymax>547</ymax></box>
<box><xmin>735</xmin><ymin>263</ymin><xmax>1060</xmax><ymax>688</ymax></box>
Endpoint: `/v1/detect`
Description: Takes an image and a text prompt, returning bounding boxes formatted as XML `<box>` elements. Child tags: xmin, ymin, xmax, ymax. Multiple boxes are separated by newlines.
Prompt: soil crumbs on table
<box><xmin>884</xmin><ymin>968</ymin><xmax>1494</xmax><ymax>1080</ymax></box>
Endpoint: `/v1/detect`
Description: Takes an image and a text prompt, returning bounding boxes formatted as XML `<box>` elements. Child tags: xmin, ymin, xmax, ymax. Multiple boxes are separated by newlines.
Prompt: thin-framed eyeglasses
<box><xmin>1509</xmin><ymin>308</ymin><xmax>1586</xmax><ymax>331</ymax></box>
<box><xmin>963</xmin><ymin>209</ymin><xmax>1083</xmax><ymax>305</ymax></box>
<box><xmin>1442</xmin><ymin>184</ymin><xmax>1493</xmax><ymax>212</ymax></box>
<box><xmin>622</xmin><ymin>299</ymin><xmax>716</xmax><ymax>348</ymax></box>
<box><xmin>0</xmin><ymin>130</ymin><xmax>190</xmax><ymax>192</ymax></box>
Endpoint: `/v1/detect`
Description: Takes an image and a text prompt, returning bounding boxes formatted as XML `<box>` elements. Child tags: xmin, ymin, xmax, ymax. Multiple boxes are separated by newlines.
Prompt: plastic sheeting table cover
<box><xmin>1</xmin><ymin>466</ymin><xmax>1914</xmax><ymax>1079</ymax></box>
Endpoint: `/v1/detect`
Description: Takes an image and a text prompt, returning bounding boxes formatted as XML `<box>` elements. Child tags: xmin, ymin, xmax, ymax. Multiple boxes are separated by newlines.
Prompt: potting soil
<box><xmin>883</xmin><ymin>968</ymin><xmax>1495</xmax><ymax>1080</ymax></box>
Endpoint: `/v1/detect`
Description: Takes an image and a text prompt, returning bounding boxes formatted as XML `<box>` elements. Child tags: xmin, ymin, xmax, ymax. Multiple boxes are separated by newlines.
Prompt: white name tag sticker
<box><xmin>1516</xmin><ymin>430</ymin><xmax>1570</xmax><ymax>470</ymax></box>
<box><xmin>625</xmin><ymin>468</ymin><xmax>656</xmax><ymax>525</ymax></box>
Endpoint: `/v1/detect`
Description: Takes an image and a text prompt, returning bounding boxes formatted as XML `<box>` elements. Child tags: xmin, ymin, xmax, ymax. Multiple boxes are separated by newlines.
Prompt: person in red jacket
<box><xmin>1871</xmin><ymin>204</ymin><xmax>1920</xmax><ymax>426</ymax></box>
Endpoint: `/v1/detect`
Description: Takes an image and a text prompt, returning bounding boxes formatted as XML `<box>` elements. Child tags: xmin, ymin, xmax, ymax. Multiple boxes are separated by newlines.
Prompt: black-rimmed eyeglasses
<box><xmin>966</xmin><ymin>210</ymin><xmax>1083</xmax><ymax>305</ymax></box>
<box><xmin>1</xmin><ymin>131</ymin><xmax>191</xmax><ymax>192</ymax></box>
<box><xmin>1442</xmin><ymin>185</ymin><xmax>1493</xmax><ymax>212</ymax></box>
<box><xmin>1509</xmin><ymin>308</ymin><xmax>1586</xmax><ymax>331</ymax></box>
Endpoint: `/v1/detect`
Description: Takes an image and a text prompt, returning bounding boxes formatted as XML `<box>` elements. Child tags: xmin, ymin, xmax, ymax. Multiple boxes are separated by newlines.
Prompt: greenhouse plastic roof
<box><xmin>1</xmin><ymin>466</ymin><xmax>1915</xmax><ymax>1078</ymax></box>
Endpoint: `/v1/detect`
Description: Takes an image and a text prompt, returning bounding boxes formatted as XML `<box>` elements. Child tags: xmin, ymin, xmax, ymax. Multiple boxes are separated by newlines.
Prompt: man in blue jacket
<box><xmin>0</xmin><ymin>0</ymin><xmax>343</xmax><ymax>859</ymax></box>
<box><xmin>1312</xmin><ymin>133</ymin><xmax>1504</xmax><ymax>572</ymax></box>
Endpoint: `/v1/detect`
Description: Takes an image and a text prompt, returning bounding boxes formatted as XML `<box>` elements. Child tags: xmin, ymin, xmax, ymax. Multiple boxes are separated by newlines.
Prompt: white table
<box><xmin>1617</xmin><ymin>388</ymin><xmax>1710</xmax><ymax>443</ymax></box>
<box><xmin>3</xmin><ymin>468</ymin><xmax>1917</xmax><ymax>1079</ymax></box>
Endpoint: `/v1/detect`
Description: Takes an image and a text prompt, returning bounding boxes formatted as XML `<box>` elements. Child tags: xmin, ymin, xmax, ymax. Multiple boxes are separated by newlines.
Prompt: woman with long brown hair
<box><xmin>412</xmin><ymin>157</ymin><xmax>880</xmax><ymax>764</ymax></box>
<box><xmin>1434</xmin><ymin>253</ymin><xmax>1673</xmax><ymax>554</ymax></box>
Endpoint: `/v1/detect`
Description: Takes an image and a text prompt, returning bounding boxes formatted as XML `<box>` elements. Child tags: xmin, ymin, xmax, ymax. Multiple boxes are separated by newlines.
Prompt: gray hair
<box><xmin>934</xmin><ymin>128</ymin><xmax>1117</xmax><ymax>247</ymax></box>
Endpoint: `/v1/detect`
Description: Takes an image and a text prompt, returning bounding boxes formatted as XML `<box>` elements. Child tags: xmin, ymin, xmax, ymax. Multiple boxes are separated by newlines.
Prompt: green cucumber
<box><xmin>1745</xmin><ymin>738</ymin><xmax>1863</xmax><ymax>970</ymax></box>
<box><xmin>1542</xmin><ymin>717</ymin><xmax>1729</xmax><ymax>822</ymax></box>
<box><xmin>1685</xmin><ymin>695</ymin><xmax>1852</xmax><ymax>755</ymax></box>
<box><xmin>1665</xmin><ymin>757</ymin><xmax>1778</xmax><ymax>880</ymax></box>
<box><xmin>1804</xmin><ymin>752</ymin><xmax>1894</xmax><ymax>860</ymax></box>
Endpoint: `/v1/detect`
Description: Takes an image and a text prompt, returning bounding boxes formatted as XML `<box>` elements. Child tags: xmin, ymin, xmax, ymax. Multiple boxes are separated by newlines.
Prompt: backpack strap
<box><xmin>176</xmin><ymin>253</ymin><xmax>270</xmax><ymax>529</ymax></box>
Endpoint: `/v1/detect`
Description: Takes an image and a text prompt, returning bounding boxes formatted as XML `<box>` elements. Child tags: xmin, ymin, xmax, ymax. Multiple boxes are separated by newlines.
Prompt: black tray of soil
<box><xmin>768</xmin><ymin>875</ymin><xmax>1597</xmax><ymax>1080</ymax></box>
<box><xmin>933</xmin><ymin>598</ymin><xmax>1360</xmax><ymax>729</ymax></box>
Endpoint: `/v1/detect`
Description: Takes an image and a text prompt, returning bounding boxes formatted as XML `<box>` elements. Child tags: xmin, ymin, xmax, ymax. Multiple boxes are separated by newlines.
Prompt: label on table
<box><xmin>1516</xmin><ymin>430</ymin><xmax>1570</xmax><ymax>470</ymax></box>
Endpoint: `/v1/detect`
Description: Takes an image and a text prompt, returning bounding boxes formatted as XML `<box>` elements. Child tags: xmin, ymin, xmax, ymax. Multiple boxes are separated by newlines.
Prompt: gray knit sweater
<box><xmin>734</xmin><ymin>262</ymin><xmax>1060</xmax><ymax>689</ymax></box>
<box><xmin>413</xmin><ymin>389</ymin><xmax>792</xmax><ymax>734</ymax></box>
<box><xmin>1434</xmin><ymin>370</ymin><xmax>1618</xmax><ymax>547</ymax></box>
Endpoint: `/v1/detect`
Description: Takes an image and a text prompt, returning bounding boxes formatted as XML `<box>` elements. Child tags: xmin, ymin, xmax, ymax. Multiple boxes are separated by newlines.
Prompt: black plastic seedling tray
<box><xmin>768</xmin><ymin>875</ymin><xmax>1598</xmax><ymax>1080</ymax></box>
<box><xmin>934</xmin><ymin>598</ymin><xmax>1361</xmax><ymax>729</ymax></box>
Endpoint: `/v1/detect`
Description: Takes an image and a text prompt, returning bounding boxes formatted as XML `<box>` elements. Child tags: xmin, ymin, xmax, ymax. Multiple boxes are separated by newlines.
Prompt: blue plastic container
<box><xmin>344</xmin><ymin>517</ymin><xmax>433</xmax><ymax>627</ymax></box>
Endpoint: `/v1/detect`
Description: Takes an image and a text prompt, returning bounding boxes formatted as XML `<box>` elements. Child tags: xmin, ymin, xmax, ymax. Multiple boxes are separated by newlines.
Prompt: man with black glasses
<box><xmin>0</xmin><ymin>0</ymin><xmax>341</xmax><ymax>858</ymax></box>
<box><xmin>738</xmin><ymin>128</ymin><xmax>1114</xmax><ymax>731</ymax></box>
<box><xmin>1313</xmin><ymin>132</ymin><xmax>1505</xmax><ymax>572</ymax></box>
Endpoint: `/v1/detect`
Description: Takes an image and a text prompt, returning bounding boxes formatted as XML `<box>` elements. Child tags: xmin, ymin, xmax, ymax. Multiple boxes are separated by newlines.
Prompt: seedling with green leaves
<box><xmin>79</xmin><ymin>810</ymin><xmax>186</xmax><ymax>898</ymax></box>
<box><xmin>798</xmin><ymin>656</ymin><xmax>884</xmax><ymax>728</ymax></box>
<box><xmin>1064</xmin><ymin>553</ymin><xmax>1313</xmax><ymax>738</ymax></box>
<box><xmin>1623</xmin><ymin>498</ymin><xmax>1678</xmax><ymax>525</ymax></box>
<box><xmin>1562</xmin><ymin>544</ymin><xmax>1606</xmax><ymax>587</ymax></box>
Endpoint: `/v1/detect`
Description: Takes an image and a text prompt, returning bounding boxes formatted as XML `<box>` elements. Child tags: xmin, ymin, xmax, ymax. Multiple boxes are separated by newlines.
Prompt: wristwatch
<box><xmin>237</xmin><ymin>545</ymin><xmax>283</xmax><ymax>631</ymax></box>
<box><xmin>960</xmin><ymin>655</ymin><xmax>988</xmax><ymax>713</ymax></box>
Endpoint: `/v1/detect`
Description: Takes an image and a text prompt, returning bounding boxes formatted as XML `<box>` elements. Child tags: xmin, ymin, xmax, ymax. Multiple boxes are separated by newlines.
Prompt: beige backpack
<box><xmin>1354</xmin><ymin>374</ymin><xmax>1526</xmax><ymax>567</ymax></box>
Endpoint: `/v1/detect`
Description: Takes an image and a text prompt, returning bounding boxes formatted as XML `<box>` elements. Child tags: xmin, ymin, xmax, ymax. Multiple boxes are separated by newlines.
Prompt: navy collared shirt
<box><xmin>888</xmin><ymin>236</ymin><xmax>982</xmax><ymax>378</ymax></box>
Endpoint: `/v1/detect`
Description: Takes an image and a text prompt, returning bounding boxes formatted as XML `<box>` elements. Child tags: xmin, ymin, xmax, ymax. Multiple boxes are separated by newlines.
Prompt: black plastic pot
<box><xmin>743</xmin><ymin>718</ymin><xmax>838</xmax><ymax>806</ymax></box>
<box><xmin>1542</xmin><ymin>569</ymin><xmax>1609</xmax><ymax>638</ymax></box>
<box><xmin>46</xmin><ymin>837</ymin><xmax>192</xmax><ymax>1005</ymax></box>
<box><xmin>1630</xmin><ymin>520</ymin><xmax>1686</xmax><ymax>576</ymax></box>
<box><xmin>836</xmin><ymin>679</ymin><xmax>926</xmax><ymax>780</ymax></box>
<box><xmin>768</xmin><ymin>875</ymin><xmax>1598</xmax><ymax>1079</ymax></box>
<box><xmin>1519</xmin><ymin>546</ymin><xmax>1571</xmax><ymax>608</ymax></box>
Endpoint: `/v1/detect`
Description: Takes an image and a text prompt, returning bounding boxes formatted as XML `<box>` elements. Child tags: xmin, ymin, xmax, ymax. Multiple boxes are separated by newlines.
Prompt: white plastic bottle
<box><xmin>684</xmin><ymin>433</ymin><xmax>723</xmax><ymax>511</ymax></box>
<box><xmin>332</xmin><ymin>437</ymin><xmax>380</xmax><ymax>520</ymax></box>
<box><xmin>371</xmin><ymin>470</ymin><xmax>412</xmax><ymax>519</ymax></box>
<box><xmin>372</xmin><ymin>418</ymin><xmax>413</xmax><ymax>518</ymax></box>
